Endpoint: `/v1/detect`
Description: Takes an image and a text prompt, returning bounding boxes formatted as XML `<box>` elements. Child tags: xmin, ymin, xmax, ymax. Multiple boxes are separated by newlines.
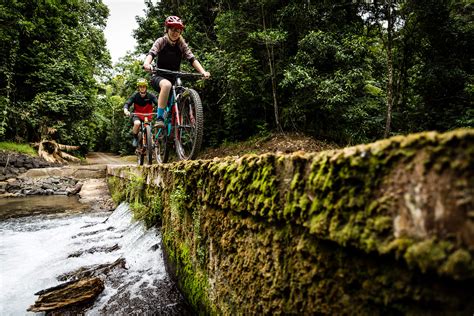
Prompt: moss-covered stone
<box><xmin>107</xmin><ymin>129</ymin><xmax>474</xmax><ymax>314</ymax></box>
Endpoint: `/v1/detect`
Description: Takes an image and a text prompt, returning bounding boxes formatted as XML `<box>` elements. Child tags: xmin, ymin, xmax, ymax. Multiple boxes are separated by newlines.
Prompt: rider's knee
<box><xmin>160</xmin><ymin>80</ymin><xmax>172</xmax><ymax>91</ymax></box>
<box><xmin>133</xmin><ymin>120</ymin><xmax>141</xmax><ymax>127</ymax></box>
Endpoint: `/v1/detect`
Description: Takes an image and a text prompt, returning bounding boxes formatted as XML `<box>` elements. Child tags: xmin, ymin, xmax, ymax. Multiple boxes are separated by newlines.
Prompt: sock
<box><xmin>157</xmin><ymin>108</ymin><xmax>165</xmax><ymax>119</ymax></box>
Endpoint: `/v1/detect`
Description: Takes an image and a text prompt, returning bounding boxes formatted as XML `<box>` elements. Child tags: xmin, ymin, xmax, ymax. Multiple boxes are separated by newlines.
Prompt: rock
<box><xmin>41</xmin><ymin>183</ymin><xmax>55</xmax><ymax>190</ymax></box>
<box><xmin>27</xmin><ymin>277</ymin><xmax>104</xmax><ymax>312</ymax></box>
<box><xmin>0</xmin><ymin>192</ymin><xmax>21</xmax><ymax>198</ymax></box>
<box><xmin>67</xmin><ymin>182</ymin><xmax>83</xmax><ymax>195</ymax></box>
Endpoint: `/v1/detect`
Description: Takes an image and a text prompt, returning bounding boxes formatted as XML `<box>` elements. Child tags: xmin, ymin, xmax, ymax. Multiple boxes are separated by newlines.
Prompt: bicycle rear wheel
<box><xmin>154</xmin><ymin>125</ymin><xmax>170</xmax><ymax>163</ymax></box>
<box><xmin>145</xmin><ymin>124</ymin><xmax>153</xmax><ymax>165</ymax></box>
<box><xmin>175</xmin><ymin>88</ymin><xmax>203</xmax><ymax>160</ymax></box>
<box><xmin>136</xmin><ymin>131</ymin><xmax>145</xmax><ymax>166</ymax></box>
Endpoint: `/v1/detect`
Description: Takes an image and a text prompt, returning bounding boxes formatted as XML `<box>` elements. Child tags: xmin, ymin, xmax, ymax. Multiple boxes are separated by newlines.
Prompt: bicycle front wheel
<box><xmin>175</xmin><ymin>88</ymin><xmax>203</xmax><ymax>160</ymax></box>
<box><xmin>137</xmin><ymin>131</ymin><xmax>145</xmax><ymax>166</ymax></box>
<box><xmin>145</xmin><ymin>124</ymin><xmax>153</xmax><ymax>165</ymax></box>
<box><xmin>154</xmin><ymin>125</ymin><xmax>170</xmax><ymax>163</ymax></box>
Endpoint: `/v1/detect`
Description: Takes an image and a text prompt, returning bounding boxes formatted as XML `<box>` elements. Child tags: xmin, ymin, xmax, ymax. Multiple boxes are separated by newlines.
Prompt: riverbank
<box><xmin>0</xmin><ymin>150</ymin><xmax>115</xmax><ymax>214</ymax></box>
<box><xmin>0</xmin><ymin>150</ymin><xmax>60</xmax><ymax>181</ymax></box>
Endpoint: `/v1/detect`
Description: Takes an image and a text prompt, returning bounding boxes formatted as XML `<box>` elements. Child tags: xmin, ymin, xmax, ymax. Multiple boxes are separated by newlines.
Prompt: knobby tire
<box><xmin>137</xmin><ymin>131</ymin><xmax>145</xmax><ymax>166</ymax></box>
<box><xmin>154</xmin><ymin>126</ymin><xmax>169</xmax><ymax>163</ymax></box>
<box><xmin>145</xmin><ymin>125</ymin><xmax>153</xmax><ymax>165</ymax></box>
<box><xmin>175</xmin><ymin>88</ymin><xmax>203</xmax><ymax>160</ymax></box>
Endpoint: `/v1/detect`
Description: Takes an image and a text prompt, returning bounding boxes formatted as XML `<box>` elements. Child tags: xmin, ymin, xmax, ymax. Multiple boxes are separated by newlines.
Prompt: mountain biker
<box><xmin>123</xmin><ymin>78</ymin><xmax>158</xmax><ymax>147</ymax></box>
<box><xmin>142</xmin><ymin>15</ymin><xmax>210</xmax><ymax>129</ymax></box>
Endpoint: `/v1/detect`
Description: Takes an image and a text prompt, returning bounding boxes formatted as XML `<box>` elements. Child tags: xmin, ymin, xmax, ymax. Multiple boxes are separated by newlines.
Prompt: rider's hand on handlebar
<box><xmin>202</xmin><ymin>71</ymin><xmax>211</xmax><ymax>79</ymax></box>
<box><xmin>143</xmin><ymin>63</ymin><xmax>153</xmax><ymax>72</ymax></box>
<box><xmin>124</xmin><ymin>109</ymin><xmax>130</xmax><ymax>117</ymax></box>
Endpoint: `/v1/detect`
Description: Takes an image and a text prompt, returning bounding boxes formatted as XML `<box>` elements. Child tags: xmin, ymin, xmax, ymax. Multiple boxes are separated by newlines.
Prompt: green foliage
<box><xmin>2</xmin><ymin>0</ymin><xmax>471</xmax><ymax>152</ymax></box>
<box><xmin>281</xmin><ymin>31</ymin><xmax>385</xmax><ymax>143</ymax></box>
<box><xmin>396</xmin><ymin>0</ymin><xmax>474</xmax><ymax>132</ymax></box>
<box><xmin>131</xmin><ymin>1</ymin><xmax>389</xmax><ymax>146</ymax></box>
<box><xmin>0</xmin><ymin>0</ymin><xmax>110</xmax><ymax>149</ymax></box>
<box><xmin>93</xmin><ymin>56</ymin><xmax>147</xmax><ymax>154</ymax></box>
<box><xmin>0</xmin><ymin>142</ymin><xmax>37</xmax><ymax>156</ymax></box>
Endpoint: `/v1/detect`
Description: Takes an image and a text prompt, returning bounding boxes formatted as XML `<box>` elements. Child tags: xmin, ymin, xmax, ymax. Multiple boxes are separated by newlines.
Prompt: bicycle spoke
<box><xmin>174</xmin><ymin>89</ymin><xmax>203</xmax><ymax>161</ymax></box>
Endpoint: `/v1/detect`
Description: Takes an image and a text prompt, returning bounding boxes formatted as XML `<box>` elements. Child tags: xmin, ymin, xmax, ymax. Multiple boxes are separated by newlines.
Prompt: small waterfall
<box><xmin>0</xmin><ymin>201</ymin><xmax>190</xmax><ymax>315</ymax></box>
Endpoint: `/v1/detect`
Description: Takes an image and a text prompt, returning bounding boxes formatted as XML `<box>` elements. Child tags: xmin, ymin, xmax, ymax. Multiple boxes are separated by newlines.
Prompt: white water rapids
<box><xmin>0</xmin><ymin>201</ymin><xmax>190</xmax><ymax>315</ymax></box>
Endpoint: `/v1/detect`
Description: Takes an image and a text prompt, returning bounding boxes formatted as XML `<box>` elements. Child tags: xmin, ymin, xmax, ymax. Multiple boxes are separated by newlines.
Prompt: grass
<box><xmin>0</xmin><ymin>142</ymin><xmax>37</xmax><ymax>156</ymax></box>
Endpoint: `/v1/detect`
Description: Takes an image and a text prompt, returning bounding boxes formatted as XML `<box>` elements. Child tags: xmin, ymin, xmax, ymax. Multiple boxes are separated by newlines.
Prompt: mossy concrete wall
<box><xmin>107</xmin><ymin>129</ymin><xmax>474</xmax><ymax>314</ymax></box>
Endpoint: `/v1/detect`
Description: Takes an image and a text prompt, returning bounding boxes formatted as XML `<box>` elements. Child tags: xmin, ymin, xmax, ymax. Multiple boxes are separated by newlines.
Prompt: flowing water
<box><xmin>0</xmin><ymin>197</ymin><xmax>192</xmax><ymax>315</ymax></box>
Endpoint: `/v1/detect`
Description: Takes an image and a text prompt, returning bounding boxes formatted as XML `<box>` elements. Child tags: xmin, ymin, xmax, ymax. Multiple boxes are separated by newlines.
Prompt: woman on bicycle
<box><xmin>142</xmin><ymin>15</ymin><xmax>210</xmax><ymax>129</ymax></box>
<box><xmin>123</xmin><ymin>78</ymin><xmax>158</xmax><ymax>147</ymax></box>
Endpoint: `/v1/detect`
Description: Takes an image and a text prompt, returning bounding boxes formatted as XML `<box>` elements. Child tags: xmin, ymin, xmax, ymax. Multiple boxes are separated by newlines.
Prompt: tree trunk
<box><xmin>267</xmin><ymin>44</ymin><xmax>282</xmax><ymax>132</ymax></box>
<box><xmin>384</xmin><ymin>1</ymin><xmax>394</xmax><ymax>138</ymax></box>
<box><xmin>261</xmin><ymin>5</ymin><xmax>283</xmax><ymax>132</ymax></box>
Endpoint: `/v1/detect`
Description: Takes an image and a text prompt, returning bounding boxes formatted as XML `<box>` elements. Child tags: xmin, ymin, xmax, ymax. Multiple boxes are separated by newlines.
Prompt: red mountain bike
<box><xmin>153</xmin><ymin>68</ymin><xmax>204</xmax><ymax>163</ymax></box>
<box><xmin>133</xmin><ymin>113</ymin><xmax>155</xmax><ymax>165</ymax></box>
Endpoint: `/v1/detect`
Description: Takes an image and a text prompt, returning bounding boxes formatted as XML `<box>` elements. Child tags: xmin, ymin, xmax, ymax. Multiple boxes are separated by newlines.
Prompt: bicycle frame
<box><xmin>139</xmin><ymin>117</ymin><xmax>150</xmax><ymax>148</ymax></box>
<box><xmin>162</xmin><ymin>81</ymin><xmax>185</xmax><ymax>134</ymax></box>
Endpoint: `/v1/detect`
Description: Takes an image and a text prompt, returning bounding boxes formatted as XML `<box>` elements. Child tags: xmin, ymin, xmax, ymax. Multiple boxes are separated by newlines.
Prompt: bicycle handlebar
<box><xmin>152</xmin><ymin>67</ymin><xmax>203</xmax><ymax>79</ymax></box>
<box><xmin>130</xmin><ymin>112</ymin><xmax>157</xmax><ymax>116</ymax></box>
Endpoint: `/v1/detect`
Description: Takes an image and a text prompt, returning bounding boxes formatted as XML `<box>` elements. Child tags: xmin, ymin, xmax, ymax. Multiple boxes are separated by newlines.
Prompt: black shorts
<box><xmin>131</xmin><ymin>114</ymin><xmax>153</xmax><ymax>122</ymax></box>
<box><xmin>131</xmin><ymin>114</ymin><xmax>141</xmax><ymax>122</ymax></box>
<box><xmin>150</xmin><ymin>75</ymin><xmax>175</xmax><ymax>92</ymax></box>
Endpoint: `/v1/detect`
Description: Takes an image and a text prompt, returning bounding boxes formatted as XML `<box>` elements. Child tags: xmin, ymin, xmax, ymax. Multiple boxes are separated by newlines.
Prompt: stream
<box><xmin>0</xmin><ymin>196</ymin><xmax>192</xmax><ymax>315</ymax></box>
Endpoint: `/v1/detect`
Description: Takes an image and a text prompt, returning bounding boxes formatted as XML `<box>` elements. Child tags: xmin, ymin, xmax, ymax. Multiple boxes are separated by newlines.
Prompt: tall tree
<box><xmin>0</xmin><ymin>0</ymin><xmax>110</xmax><ymax>150</ymax></box>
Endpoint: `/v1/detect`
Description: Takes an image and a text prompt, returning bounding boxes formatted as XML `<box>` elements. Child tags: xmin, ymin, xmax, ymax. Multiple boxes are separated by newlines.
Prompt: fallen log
<box><xmin>58</xmin><ymin>257</ymin><xmax>126</xmax><ymax>281</ymax></box>
<box><xmin>33</xmin><ymin>140</ymin><xmax>81</xmax><ymax>164</ymax></box>
<box><xmin>27</xmin><ymin>277</ymin><xmax>104</xmax><ymax>312</ymax></box>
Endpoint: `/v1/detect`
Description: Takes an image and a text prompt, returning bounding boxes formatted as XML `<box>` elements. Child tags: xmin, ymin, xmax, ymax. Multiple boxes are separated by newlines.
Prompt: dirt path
<box><xmin>85</xmin><ymin>152</ymin><xmax>130</xmax><ymax>165</ymax></box>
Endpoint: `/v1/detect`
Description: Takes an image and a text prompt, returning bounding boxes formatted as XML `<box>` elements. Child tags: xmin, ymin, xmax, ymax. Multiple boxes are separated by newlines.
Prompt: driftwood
<box><xmin>33</xmin><ymin>140</ymin><xmax>81</xmax><ymax>164</ymax></box>
<box><xmin>58</xmin><ymin>257</ymin><xmax>126</xmax><ymax>281</ymax></box>
<box><xmin>27</xmin><ymin>277</ymin><xmax>104</xmax><ymax>312</ymax></box>
<box><xmin>27</xmin><ymin>258</ymin><xmax>126</xmax><ymax>313</ymax></box>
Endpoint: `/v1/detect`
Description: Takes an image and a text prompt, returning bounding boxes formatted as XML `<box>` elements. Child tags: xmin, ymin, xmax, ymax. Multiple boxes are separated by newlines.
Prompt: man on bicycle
<box><xmin>123</xmin><ymin>78</ymin><xmax>158</xmax><ymax>147</ymax></box>
<box><xmin>142</xmin><ymin>15</ymin><xmax>210</xmax><ymax>129</ymax></box>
